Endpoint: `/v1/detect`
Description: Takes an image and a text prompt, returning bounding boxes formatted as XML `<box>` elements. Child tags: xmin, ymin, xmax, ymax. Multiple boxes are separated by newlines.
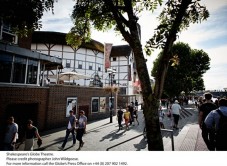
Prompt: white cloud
<box><xmin>41</xmin><ymin>0</ymin><xmax>74</xmax><ymax>32</ymax></box>
<box><xmin>202</xmin><ymin>0</ymin><xmax>227</xmax><ymax>12</ymax></box>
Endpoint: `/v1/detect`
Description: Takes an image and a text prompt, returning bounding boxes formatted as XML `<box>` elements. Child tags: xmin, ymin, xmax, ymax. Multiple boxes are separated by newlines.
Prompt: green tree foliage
<box><xmin>152</xmin><ymin>42</ymin><xmax>210</xmax><ymax>98</ymax></box>
<box><xmin>68</xmin><ymin>0</ymin><xmax>209</xmax><ymax>150</ymax></box>
<box><xmin>0</xmin><ymin>0</ymin><xmax>56</xmax><ymax>36</ymax></box>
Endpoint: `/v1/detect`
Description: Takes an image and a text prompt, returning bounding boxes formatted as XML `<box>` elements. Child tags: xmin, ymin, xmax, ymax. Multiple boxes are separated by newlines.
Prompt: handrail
<box><xmin>161</xmin><ymin>129</ymin><xmax>174</xmax><ymax>151</ymax></box>
<box><xmin>106</xmin><ymin>129</ymin><xmax>174</xmax><ymax>151</ymax></box>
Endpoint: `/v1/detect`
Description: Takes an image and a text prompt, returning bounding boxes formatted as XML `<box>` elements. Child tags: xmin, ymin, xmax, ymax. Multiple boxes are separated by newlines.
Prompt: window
<box><xmin>12</xmin><ymin>56</ymin><xmax>26</xmax><ymax>83</ymax></box>
<box><xmin>78</xmin><ymin>61</ymin><xmax>83</xmax><ymax>69</ymax></box>
<box><xmin>119</xmin><ymin>87</ymin><xmax>127</xmax><ymax>95</ymax></box>
<box><xmin>66</xmin><ymin>59</ymin><xmax>71</xmax><ymax>68</ymax></box>
<box><xmin>113</xmin><ymin>57</ymin><xmax>117</xmax><ymax>61</ymax></box>
<box><xmin>0</xmin><ymin>53</ymin><xmax>13</xmax><ymax>82</ymax></box>
<box><xmin>1</xmin><ymin>23</ymin><xmax>18</xmax><ymax>44</ymax></box>
<box><xmin>26</xmin><ymin>59</ymin><xmax>38</xmax><ymax>84</ymax></box>
<box><xmin>98</xmin><ymin>64</ymin><xmax>102</xmax><ymax>71</ymax></box>
<box><xmin>91</xmin><ymin>97</ymin><xmax>99</xmax><ymax>113</ymax></box>
<box><xmin>89</xmin><ymin>62</ymin><xmax>93</xmax><ymax>70</ymax></box>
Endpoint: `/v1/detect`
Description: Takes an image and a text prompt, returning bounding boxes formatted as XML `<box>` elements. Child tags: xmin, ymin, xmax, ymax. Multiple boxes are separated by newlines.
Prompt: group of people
<box><xmin>3</xmin><ymin>110</ymin><xmax>87</xmax><ymax>151</ymax></box>
<box><xmin>3</xmin><ymin>117</ymin><xmax>42</xmax><ymax>151</ymax></box>
<box><xmin>59</xmin><ymin>110</ymin><xmax>87</xmax><ymax>151</ymax></box>
<box><xmin>198</xmin><ymin>92</ymin><xmax>227</xmax><ymax>151</ymax></box>
<box><xmin>117</xmin><ymin>101</ymin><xmax>139</xmax><ymax>131</ymax></box>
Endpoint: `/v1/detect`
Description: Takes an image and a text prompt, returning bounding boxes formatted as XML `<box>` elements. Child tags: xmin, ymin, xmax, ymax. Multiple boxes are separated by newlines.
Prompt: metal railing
<box><xmin>106</xmin><ymin>128</ymin><xmax>174</xmax><ymax>151</ymax></box>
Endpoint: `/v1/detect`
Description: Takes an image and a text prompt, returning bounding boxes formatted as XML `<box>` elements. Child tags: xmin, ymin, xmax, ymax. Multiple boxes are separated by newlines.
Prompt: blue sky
<box><xmin>40</xmin><ymin>0</ymin><xmax>227</xmax><ymax>91</ymax></box>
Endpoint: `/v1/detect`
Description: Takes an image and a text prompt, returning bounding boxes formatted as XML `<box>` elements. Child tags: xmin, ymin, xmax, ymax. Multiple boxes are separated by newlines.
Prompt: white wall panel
<box><xmin>63</xmin><ymin>45</ymin><xmax>74</xmax><ymax>52</ymax></box>
<box><xmin>77</xmin><ymin>48</ymin><xmax>86</xmax><ymax>54</ymax></box>
<box><xmin>36</xmin><ymin>44</ymin><xmax>48</xmax><ymax>50</ymax></box>
<box><xmin>87</xmin><ymin>49</ymin><xmax>94</xmax><ymax>56</ymax></box>
<box><xmin>62</xmin><ymin>52</ymin><xmax>74</xmax><ymax>59</ymax></box>
<box><xmin>51</xmin><ymin>45</ymin><xmax>62</xmax><ymax>51</ymax></box>
<box><xmin>76</xmin><ymin>53</ymin><xmax>86</xmax><ymax>61</ymax></box>
<box><xmin>50</xmin><ymin>51</ymin><xmax>62</xmax><ymax>57</ymax></box>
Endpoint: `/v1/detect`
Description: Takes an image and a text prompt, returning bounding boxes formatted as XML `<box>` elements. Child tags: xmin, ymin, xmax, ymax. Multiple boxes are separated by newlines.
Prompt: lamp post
<box><xmin>108</xmin><ymin>68</ymin><xmax>116</xmax><ymax>123</ymax></box>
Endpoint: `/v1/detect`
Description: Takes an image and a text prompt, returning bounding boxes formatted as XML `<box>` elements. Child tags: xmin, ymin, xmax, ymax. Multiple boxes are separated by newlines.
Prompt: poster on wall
<box><xmin>66</xmin><ymin>97</ymin><xmax>77</xmax><ymax>117</ymax></box>
<box><xmin>99</xmin><ymin>97</ymin><xmax>106</xmax><ymax>112</ymax></box>
<box><xmin>91</xmin><ymin>97</ymin><xmax>99</xmax><ymax>113</ymax></box>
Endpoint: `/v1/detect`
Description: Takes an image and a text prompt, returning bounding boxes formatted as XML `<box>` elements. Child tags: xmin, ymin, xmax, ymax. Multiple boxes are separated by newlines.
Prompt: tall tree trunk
<box><xmin>130</xmin><ymin>36</ymin><xmax>164</xmax><ymax>150</ymax></box>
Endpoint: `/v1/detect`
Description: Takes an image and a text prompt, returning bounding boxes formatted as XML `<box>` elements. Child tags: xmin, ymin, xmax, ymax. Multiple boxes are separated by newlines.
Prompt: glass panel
<box><xmin>66</xmin><ymin>59</ymin><xmax>71</xmax><ymax>68</ymax></box>
<box><xmin>12</xmin><ymin>56</ymin><xmax>26</xmax><ymax>83</ymax></box>
<box><xmin>91</xmin><ymin>97</ymin><xmax>99</xmax><ymax>113</ymax></box>
<box><xmin>26</xmin><ymin>59</ymin><xmax>38</xmax><ymax>84</ymax></box>
<box><xmin>0</xmin><ymin>53</ymin><xmax>13</xmax><ymax>82</ymax></box>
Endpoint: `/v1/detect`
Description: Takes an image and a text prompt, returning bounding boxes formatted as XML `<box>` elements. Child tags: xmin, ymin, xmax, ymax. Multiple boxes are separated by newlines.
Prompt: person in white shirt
<box><xmin>171</xmin><ymin>100</ymin><xmax>182</xmax><ymax>129</ymax></box>
<box><xmin>58</xmin><ymin>110</ymin><xmax>76</xmax><ymax>150</ymax></box>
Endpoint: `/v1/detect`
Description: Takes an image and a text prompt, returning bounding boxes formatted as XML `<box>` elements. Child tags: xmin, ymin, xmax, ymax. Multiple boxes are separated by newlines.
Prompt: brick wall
<box><xmin>0</xmin><ymin>85</ymin><xmax>114</xmax><ymax>132</ymax></box>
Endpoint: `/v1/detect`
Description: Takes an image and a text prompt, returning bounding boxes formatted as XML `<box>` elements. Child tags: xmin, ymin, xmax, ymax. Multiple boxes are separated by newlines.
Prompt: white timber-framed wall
<box><xmin>30</xmin><ymin>31</ymin><xmax>136</xmax><ymax>95</ymax></box>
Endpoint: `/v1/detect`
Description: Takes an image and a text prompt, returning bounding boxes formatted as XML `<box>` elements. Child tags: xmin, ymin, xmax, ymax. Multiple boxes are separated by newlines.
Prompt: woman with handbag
<box><xmin>17</xmin><ymin>119</ymin><xmax>42</xmax><ymax>151</ymax></box>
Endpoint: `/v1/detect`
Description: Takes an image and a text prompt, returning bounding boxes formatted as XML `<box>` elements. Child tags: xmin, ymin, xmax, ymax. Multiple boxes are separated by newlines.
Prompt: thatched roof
<box><xmin>32</xmin><ymin>31</ymin><xmax>132</xmax><ymax>57</ymax></box>
<box><xmin>32</xmin><ymin>31</ymin><xmax>104</xmax><ymax>52</ymax></box>
<box><xmin>110</xmin><ymin>45</ymin><xmax>132</xmax><ymax>57</ymax></box>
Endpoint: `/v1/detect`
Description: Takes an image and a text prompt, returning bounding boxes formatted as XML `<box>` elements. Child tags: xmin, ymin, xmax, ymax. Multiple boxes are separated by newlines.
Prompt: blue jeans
<box><xmin>61</xmin><ymin>129</ymin><xmax>76</xmax><ymax>148</ymax></box>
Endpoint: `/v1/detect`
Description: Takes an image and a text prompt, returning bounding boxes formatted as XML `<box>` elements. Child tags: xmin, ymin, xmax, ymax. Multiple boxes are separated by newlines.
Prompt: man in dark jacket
<box><xmin>205</xmin><ymin>98</ymin><xmax>227</xmax><ymax>150</ymax></box>
<box><xmin>198</xmin><ymin>93</ymin><xmax>217</xmax><ymax>151</ymax></box>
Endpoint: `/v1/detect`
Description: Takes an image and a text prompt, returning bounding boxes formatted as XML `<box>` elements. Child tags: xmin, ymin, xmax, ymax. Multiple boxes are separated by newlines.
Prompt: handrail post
<box><xmin>171</xmin><ymin>130</ymin><xmax>174</xmax><ymax>151</ymax></box>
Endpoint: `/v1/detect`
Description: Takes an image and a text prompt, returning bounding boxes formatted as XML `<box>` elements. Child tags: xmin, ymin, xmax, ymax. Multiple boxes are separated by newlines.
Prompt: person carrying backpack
<box><xmin>198</xmin><ymin>93</ymin><xmax>217</xmax><ymax>150</ymax></box>
<box><xmin>205</xmin><ymin>98</ymin><xmax>227</xmax><ymax>151</ymax></box>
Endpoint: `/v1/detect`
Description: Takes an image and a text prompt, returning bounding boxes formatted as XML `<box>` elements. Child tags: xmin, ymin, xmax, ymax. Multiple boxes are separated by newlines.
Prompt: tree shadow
<box><xmin>100</xmin><ymin>129</ymin><xmax>127</xmax><ymax>142</ymax></box>
<box><xmin>133</xmin><ymin>138</ymin><xmax>147</xmax><ymax>151</ymax></box>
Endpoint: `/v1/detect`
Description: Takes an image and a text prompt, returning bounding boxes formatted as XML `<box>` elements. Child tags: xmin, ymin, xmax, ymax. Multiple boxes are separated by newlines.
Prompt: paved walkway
<box><xmin>17</xmin><ymin>104</ymin><xmax>208</xmax><ymax>151</ymax></box>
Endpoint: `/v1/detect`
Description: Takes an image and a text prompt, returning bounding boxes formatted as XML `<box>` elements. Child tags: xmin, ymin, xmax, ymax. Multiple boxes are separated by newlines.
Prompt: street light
<box><xmin>108</xmin><ymin>68</ymin><xmax>116</xmax><ymax>123</ymax></box>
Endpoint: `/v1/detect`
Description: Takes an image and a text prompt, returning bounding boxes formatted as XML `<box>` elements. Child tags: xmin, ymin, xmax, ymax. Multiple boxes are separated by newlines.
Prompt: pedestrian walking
<box><xmin>128</xmin><ymin>105</ymin><xmax>134</xmax><ymax>125</ymax></box>
<box><xmin>117</xmin><ymin>108</ymin><xmax>124</xmax><ymax>130</ymax></box>
<box><xmin>166</xmin><ymin>99</ymin><xmax>169</xmax><ymax>109</ymax></box>
<box><xmin>159</xmin><ymin>106</ymin><xmax>165</xmax><ymax>129</ymax></box>
<box><xmin>198</xmin><ymin>92</ymin><xmax>217</xmax><ymax>151</ymax></box>
<box><xmin>124</xmin><ymin>107</ymin><xmax>131</xmax><ymax>130</ymax></box>
<box><xmin>76</xmin><ymin>110</ymin><xmax>87</xmax><ymax>150</ymax></box>
<box><xmin>59</xmin><ymin>110</ymin><xmax>76</xmax><ymax>150</ymax></box>
<box><xmin>17</xmin><ymin>119</ymin><xmax>42</xmax><ymax>151</ymax></box>
<box><xmin>133</xmin><ymin>109</ymin><xmax>139</xmax><ymax>125</ymax></box>
<box><xmin>3</xmin><ymin>116</ymin><xmax>18</xmax><ymax>151</ymax></box>
<box><xmin>135</xmin><ymin>100</ymin><xmax>139</xmax><ymax>110</ymax></box>
<box><xmin>171</xmin><ymin>100</ymin><xmax>182</xmax><ymax>129</ymax></box>
<box><xmin>205</xmin><ymin>98</ymin><xmax>227</xmax><ymax>151</ymax></box>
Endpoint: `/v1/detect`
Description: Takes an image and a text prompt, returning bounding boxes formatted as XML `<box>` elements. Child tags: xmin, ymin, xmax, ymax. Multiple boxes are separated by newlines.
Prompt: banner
<box><xmin>104</xmin><ymin>43</ymin><xmax>112</xmax><ymax>69</ymax></box>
